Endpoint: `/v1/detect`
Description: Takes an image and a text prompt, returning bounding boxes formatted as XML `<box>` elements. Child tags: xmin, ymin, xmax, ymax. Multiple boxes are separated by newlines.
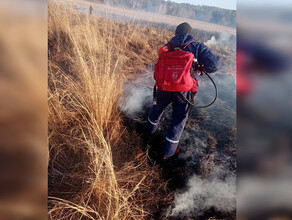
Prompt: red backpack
<box><xmin>154</xmin><ymin>40</ymin><xmax>195</xmax><ymax>92</ymax></box>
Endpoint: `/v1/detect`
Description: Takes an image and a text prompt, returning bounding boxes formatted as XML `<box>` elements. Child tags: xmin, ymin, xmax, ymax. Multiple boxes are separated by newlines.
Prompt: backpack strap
<box><xmin>166</xmin><ymin>42</ymin><xmax>175</xmax><ymax>51</ymax></box>
<box><xmin>167</xmin><ymin>40</ymin><xmax>195</xmax><ymax>51</ymax></box>
<box><xmin>183</xmin><ymin>40</ymin><xmax>195</xmax><ymax>49</ymax></box>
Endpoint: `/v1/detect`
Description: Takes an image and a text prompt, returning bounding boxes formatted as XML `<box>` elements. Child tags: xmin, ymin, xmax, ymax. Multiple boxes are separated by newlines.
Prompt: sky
<box><xmin>171</xmin><ymin>0</ymin><xmax>292</xmax><ymax>10</ymax></box>
<box><xmin>238</xmin><ymin>0</ymin><xmax>292</xmax><ymax>7</ymax></box>
<box><xmin>170</xmin><ymin>0</ymin><xmax>236</xmax><ymax>10</ymax></box>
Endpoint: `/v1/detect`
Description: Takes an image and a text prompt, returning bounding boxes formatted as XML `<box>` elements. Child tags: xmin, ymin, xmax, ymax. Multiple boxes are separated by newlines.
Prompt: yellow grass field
<box><xmin>58</xmin><ymin>0</ymin><xmax>236</xmax><ymax>35</ymax></box>
<box><xmin>48</xmin><ymin>0</ymin><xmax>236</xmax><ymax>219</ymax></box>
<box><xmin>48</xmin><ymin>2</ymin><xmax>175</xmax><ymax>219</ymax></box>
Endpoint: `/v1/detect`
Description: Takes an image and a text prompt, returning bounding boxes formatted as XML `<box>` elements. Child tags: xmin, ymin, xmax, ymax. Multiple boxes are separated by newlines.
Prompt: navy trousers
<box><xmin>147</xmin><ymin>89</ymin><xmax>192</xmax><ymax>156</ymax></box>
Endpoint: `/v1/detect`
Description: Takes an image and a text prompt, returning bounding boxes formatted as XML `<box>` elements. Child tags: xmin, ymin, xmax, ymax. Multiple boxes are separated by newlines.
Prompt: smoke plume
<box><xmin>120</xmin><ymin>71</ymin><xmax>154</xmax><ymax>117</ymax></box>
<box><xmin>205</xmin><ymin>33</ymin><xmax>235</xmax><ymax>50</ymax></box>
<box><xmin>167</xmin><ymin>167</ymin><xmax>236</xmax><ymax>218</ymax></box>
<box><xmin>121</xmin><ymin>86</ymin><xmax>152</xmax><ymax>117</ymax></box>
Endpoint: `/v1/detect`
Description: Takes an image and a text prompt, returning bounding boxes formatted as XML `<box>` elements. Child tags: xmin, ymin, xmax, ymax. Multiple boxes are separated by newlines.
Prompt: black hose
<box><xmin>179</xmin><ymin>71</ymin><xmax>218</xmax><ymax>108</ymax></box>
<box><xmin>198</xmin><ymin>71</ymin><xmax>218</xmax><ymax>108</ymax></box>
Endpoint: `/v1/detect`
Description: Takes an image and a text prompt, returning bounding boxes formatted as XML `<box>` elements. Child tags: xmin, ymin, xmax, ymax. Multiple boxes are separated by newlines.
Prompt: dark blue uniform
<box><xmin>148</xmin><ymin>33</ymin><xmax>221</xmax><ymax>157</ymax></box>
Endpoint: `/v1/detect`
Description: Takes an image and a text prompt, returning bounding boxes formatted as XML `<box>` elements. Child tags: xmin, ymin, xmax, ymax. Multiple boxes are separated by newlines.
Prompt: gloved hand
<box><xmin>196</xmin><ymin>64</ymin><xmax>204</xmax><ymax>76</ymax></box>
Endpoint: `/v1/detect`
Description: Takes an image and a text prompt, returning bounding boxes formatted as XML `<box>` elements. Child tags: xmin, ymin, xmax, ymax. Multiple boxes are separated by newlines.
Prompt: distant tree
<box><xmin>103</xmin><ymin>0</ymin><xmax>236</xmax><ymax>27</ymax></box>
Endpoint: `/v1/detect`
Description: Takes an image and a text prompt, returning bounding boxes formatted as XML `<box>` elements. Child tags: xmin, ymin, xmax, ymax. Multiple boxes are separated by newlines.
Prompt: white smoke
<box><xmin>121</xmin><ymin>86</ymin><xmax>152</xmax><ymax>117</ymax></box>
<box><xmin>179</xmin><ymin>135</ymin><xmax>209</xmax><ymax>159</ymax></box>
<box><xmin>167</xmin><ymin>167</ymin><xmax>236</xmax><ymax>218</ymax></box>
<box><xmin>206</xmin><ymin>35</ymin><xmax>217</xmax><ymax>46</ymax></box>
<box><xmin>205</xmin><ymin>33</ymin><xmax>235</xmax><ymax>50</ymax></box>
<box><xmin>120</xmin><ymin>71</ymin><xmax>154</xmax><ymax>117</ymax></box>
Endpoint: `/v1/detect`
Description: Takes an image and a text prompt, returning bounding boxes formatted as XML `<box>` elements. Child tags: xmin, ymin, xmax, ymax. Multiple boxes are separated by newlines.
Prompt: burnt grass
<box><xmin>121</xmin><ymin>73</ymin><xmax>236</xmax><ymax>220</ymax></box>
<box><xmin>118</xmin><ymin>19</ymin><xmax>236</xmax><ymax>219</ymax></box>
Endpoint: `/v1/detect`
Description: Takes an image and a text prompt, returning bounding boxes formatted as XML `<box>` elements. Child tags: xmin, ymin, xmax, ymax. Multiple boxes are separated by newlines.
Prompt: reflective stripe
<box><xmin>148</xmin><ymin>117</ymin><xmax>158</xmax><ymax>126</ymax></box>
<box><xmin>165</xmin><ymin>137</ymin><xmax>179</xmax><ymax>144</ymax></box>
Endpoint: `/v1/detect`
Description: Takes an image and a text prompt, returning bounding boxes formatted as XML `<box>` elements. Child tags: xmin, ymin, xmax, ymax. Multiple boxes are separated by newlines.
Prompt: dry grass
<box><xmin>48</xmin><ymin>2</ymin><xmax>172</xmax><ymax>219</ymax></box>
<box><xmin>0</xmin><ymin>6</ymin><xmax>47</xmax><ymax>219</ymax></box>
<box><xmin>59</xmin><ymin>0</ymin><xmax>236</xmax><ymax>35</ymax></box>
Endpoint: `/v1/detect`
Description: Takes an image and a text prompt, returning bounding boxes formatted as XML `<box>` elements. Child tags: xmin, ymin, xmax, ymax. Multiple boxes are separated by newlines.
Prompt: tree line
<box><xmin>92</xmin><ymin>0</ymin><xmax>236</xmax><ymax>27</ymax></box>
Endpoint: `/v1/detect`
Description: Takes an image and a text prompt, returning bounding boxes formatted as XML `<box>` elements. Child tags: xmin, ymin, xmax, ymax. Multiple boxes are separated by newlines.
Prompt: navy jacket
<box><xmin>169</xmin><ymin>33</ymin><xmax>221</xmax><ymax>73</ymax></box>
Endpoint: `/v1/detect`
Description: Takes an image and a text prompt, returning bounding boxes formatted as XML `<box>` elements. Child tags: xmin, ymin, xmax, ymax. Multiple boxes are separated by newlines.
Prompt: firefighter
<box><xmin>89</xmin><ymin>5</ymin><xmax>93</xmax><ymax>15</ymax></box>
<box><xmin>147</xmin><ymin>22</ymin><xmax>221</xmax><ymax>160</ymax></box>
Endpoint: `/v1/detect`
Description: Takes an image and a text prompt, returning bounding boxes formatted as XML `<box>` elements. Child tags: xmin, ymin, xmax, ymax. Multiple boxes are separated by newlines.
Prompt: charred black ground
<box><xmin>121</xmin><ymin>69</ymin><xmax>236</xmax><ymax>219</ymax></box>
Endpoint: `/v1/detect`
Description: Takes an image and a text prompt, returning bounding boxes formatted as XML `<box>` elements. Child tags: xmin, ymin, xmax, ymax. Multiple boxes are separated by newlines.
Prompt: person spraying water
<box><xmin>147</xmin><ymin>22</ymin><xmax>221</xmax><ymax>160</ymax></box>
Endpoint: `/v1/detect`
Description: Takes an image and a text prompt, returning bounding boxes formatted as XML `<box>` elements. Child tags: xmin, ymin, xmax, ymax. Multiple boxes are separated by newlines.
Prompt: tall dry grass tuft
<box><xmin>0</xmin><ymin>5</ymin><xmax>47</xmax><ymax>219</ymax></box>
<box><xmin>48</xmin><ymin>2</ymin><xmax>172</xmax><ymax>219</ymax></box>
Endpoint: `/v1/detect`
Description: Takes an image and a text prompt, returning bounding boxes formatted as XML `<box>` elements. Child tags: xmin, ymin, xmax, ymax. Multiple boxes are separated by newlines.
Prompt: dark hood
<box><xmin>169</xmin><ymin>33</ymin><xmax>195</xmax><ymax>47</ymax></box>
